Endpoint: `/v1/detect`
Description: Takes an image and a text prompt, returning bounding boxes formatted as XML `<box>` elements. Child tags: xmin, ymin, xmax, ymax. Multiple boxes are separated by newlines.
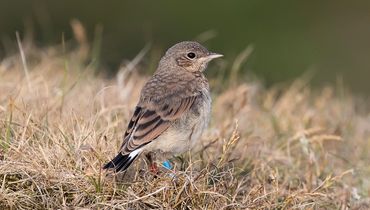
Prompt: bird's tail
<box><xmin>103</xmin><ymin>149</ymin><xmax>141</xmax><ymax>172</ymax></box>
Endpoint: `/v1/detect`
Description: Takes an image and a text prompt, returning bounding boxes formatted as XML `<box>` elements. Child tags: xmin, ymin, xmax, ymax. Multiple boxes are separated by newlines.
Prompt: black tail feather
<box><xmin>103</xmin><ymin>152</ymin><xmax>139</xmax><ymax>172</ymax></box>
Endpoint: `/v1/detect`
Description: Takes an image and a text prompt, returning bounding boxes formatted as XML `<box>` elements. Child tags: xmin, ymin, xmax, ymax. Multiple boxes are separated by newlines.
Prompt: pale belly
<box><xmin>143</xmin><ymin>91</ymin><xmax>211</xmax><ymax>155</ymax></box>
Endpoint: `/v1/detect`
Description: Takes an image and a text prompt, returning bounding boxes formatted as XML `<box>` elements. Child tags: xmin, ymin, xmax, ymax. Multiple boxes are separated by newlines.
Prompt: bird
<box><xmin>103</xmin><ymin>41</ymin><xmax>223</xmax><ymax>173</ymax></box>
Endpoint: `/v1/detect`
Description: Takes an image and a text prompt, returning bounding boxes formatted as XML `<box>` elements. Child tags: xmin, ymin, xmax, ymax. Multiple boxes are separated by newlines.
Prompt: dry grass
<box><xmin>0</xmin><ymin>42</ymin><xmax>370</xmax><ymax>209</ymax></box>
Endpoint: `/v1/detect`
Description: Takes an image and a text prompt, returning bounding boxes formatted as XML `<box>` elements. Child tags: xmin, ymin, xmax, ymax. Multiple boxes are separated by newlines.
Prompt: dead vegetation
<box><xmin>0</xmin><ymin>37</ymin><xmax>369</xmax><ymax>209</ymax></box>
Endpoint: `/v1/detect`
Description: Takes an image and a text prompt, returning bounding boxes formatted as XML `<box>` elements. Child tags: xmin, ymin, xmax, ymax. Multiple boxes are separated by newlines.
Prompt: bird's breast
<box><xmin>144</xmin><ymin>89</ymin><xmax>211</xmax><ymax>155</ymax></box>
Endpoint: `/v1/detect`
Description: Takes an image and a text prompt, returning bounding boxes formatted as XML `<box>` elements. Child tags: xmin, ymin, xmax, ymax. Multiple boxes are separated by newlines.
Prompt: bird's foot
<box><xmin>162</xmin><ymin>160</ymin><xmax>176</xmax><ymax>179</ymax></box>
<box><xmin>149</xmin><ymin>162</ymin><xmax>159</xmax><ymax>174</ymax></box>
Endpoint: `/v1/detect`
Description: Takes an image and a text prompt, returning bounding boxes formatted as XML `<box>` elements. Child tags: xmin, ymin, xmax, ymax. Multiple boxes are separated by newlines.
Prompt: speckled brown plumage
<box><xmin>103</xmin><ymin>41</ymin><xmax>222</xmax><ymax>172</ymax></box>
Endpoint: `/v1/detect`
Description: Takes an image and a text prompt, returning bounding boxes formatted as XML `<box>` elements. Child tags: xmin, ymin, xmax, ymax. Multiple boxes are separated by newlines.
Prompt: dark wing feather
<box><xmin>122</xmin><ymin>106</ymin><xmax>142</xmax><ymax>140</ymax></box>
<box><xmin>120</xmin><ymin>95</ymin><xmax>198</xmax><ymax>154</ymax></box>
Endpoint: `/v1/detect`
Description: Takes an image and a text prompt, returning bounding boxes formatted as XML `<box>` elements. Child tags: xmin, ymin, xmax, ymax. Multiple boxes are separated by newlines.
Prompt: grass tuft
<box><xmin>0</xmin><ymin>42</ymin><xmax>369</xmax><ymax>209</ymax></box>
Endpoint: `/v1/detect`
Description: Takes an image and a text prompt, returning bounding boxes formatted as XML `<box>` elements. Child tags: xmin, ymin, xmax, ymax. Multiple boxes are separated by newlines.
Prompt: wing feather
<box><xmin>120</xmin><ymin>95</ymin><xmax>198</xmax><ymax>154</ymax></box>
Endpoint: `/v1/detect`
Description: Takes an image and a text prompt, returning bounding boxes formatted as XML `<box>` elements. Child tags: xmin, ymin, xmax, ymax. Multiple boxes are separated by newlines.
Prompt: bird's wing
<box><xmin>119</xmin><ymin>95</ymin><xmax>198</xmax><ymax>154</ymax></box>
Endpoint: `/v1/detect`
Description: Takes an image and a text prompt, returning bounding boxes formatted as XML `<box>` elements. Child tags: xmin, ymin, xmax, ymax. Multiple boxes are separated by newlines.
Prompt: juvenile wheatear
<box><xmin>104</xmin><ymin>41</ymin><xmax>222</xmax><ymax>172</ymax></box>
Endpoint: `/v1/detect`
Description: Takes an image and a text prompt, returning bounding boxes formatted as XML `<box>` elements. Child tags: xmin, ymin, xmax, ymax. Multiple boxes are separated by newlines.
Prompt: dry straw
<box><xmin>0</xmin><ymin>30</ymin><xmax>369</xmax><ymax>209</ymax></box>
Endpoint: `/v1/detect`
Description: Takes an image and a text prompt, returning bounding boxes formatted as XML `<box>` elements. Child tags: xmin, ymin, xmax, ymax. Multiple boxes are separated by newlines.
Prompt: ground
<box><xmin>0</xmin><ymin>43</ymin><xmax>369</xmax><ymax>209</ymax></box>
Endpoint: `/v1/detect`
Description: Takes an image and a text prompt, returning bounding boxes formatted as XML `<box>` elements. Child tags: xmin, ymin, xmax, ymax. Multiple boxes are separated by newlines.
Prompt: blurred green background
<box><xmin>1</xmin><ymin>0</ymin><xmax>370</xmax><ymax>94</ymax></box>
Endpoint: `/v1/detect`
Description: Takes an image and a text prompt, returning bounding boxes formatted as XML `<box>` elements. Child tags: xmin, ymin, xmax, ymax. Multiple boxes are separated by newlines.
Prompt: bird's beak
<box><xmin>206</xmin><ymin>52</ymin><xmax>223</xmax><ymax>60</ymax></box>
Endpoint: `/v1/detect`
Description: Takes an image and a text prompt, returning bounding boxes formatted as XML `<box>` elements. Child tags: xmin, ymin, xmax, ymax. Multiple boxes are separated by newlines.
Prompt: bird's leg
<box><xmin>173</xmin><ymin>155</ymin><xmax>186</xmax><ymax>170</ymax></box>
<box><xmin>162</xmin><ymin>160</ymin><xmax>173</xmax><ymax>170</ymax></box>
<box><xmin>145</xmin><ymin>152</ymin><xmax>158</xmax><ymax>174</ymax></box>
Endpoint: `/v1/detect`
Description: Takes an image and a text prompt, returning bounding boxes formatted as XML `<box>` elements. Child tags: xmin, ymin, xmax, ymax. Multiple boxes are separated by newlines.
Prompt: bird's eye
<box><xmin>187</xmin><ymin>52</ymin><xmax>196</xmax><ymax>59</ymax></box>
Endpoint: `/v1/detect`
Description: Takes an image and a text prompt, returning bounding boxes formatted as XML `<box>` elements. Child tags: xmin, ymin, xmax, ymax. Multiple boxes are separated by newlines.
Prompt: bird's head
<box><xmin>159</xmin><ymin>41</ymin><xmax>223</xmax><ymax>73</ymax></box>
